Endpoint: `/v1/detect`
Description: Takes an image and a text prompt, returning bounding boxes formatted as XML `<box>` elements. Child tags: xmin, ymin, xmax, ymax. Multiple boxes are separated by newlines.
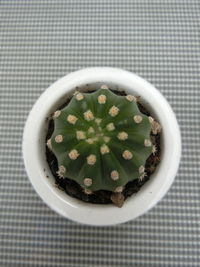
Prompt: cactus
<box><xmin>47</xmin><ymin>85</ymin><xmax>155</xmax><ymax>194</ymax></box>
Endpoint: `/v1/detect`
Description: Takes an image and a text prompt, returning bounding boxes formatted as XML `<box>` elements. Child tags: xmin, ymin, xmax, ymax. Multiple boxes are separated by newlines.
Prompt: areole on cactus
<box><xmin>47</xmin><ymin>85</ymin><xmax>157</xmax><ymax>194</ymax></box>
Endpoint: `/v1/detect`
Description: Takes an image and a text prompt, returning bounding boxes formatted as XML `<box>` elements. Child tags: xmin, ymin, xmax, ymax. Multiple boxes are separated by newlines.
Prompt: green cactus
<box><xmin>47</xmin><ymin>85</ymin><xmax>155</xmax><ymax>194</ymax></box>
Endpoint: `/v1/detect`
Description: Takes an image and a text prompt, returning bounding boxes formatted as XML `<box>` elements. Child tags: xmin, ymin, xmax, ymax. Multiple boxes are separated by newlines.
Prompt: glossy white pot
<box><xmin>23</xmin><ymin>67</ymin><xmax>181</xmax><ymax>226</ymax></box>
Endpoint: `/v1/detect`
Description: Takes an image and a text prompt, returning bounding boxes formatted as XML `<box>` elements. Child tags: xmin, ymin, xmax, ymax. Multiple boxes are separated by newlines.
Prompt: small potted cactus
<box><xmin>46</xmin><ymin>84</ymin><xmax>161</xmax><ymax>207</ymax></box>
<box><xmin>23</xmin><ymin>67</ymin><xmax>181</xmax><ymax>225</ymax></box>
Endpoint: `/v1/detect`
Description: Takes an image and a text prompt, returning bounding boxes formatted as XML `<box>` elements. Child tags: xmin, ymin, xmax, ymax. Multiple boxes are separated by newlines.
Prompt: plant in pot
<box><xmin>46</xmin><ymin>85</ymin><xmax>161</xmax><ymax>208</ymax></box>
<box><xmin>23</xmin><ymin>67</ymin><xmax>181</xmax><ymax>226</ymax></box>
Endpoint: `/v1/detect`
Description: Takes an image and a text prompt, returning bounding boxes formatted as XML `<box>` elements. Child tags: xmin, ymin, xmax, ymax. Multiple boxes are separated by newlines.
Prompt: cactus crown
<box><xmin>48</xmin><ymin>85</ymin><xmax>153</xmax><ymax>193</ymax></box>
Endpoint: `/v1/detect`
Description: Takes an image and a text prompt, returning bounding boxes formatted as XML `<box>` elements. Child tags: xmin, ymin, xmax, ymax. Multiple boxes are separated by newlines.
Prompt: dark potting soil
<box><xmin>46</xmin><ymin>90</ymin><xmax>161</xmax><ymax>207</ymax></box>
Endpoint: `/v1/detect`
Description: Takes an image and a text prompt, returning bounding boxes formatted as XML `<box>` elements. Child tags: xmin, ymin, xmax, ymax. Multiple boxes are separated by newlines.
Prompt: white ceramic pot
<box><xmin>23</xmin><ymin>67</ymin><xmax>181</xmax><ymax>226</ymax></box>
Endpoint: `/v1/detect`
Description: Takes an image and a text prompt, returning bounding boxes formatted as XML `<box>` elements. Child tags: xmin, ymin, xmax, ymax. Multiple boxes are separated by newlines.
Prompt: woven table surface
<box><xmin>1</xmin><ymin>0</ymin><xmax>200</xmax><ymax>266</ymax></box>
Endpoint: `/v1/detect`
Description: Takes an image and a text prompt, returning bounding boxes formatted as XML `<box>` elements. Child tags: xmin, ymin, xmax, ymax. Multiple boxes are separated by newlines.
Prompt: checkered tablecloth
<box><xmin>1</xmin><ymin>0</ymin><xmax>200</xmax><ymax>266</ymax></box>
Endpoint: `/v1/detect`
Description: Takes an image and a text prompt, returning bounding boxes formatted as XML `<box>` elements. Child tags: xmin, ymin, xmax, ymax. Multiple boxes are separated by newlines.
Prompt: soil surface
<box><xmin>46</xmin><ymin>90</ymin><xmax>161</xmax><ymax>207</ymax></box>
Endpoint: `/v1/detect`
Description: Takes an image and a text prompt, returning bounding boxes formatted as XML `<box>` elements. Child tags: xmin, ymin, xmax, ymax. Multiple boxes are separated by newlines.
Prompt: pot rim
<box><xmin>23</xmin><ymin>67</ymin><xmax>181</xmax><ymax>226</ymax></box>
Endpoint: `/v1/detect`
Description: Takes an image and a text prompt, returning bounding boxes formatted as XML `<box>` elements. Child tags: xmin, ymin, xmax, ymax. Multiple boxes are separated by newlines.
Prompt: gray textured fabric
<box><xmin>1</xmin><ymin>0</ymin><xmax>200</xmax><ymax>266</ymax></box>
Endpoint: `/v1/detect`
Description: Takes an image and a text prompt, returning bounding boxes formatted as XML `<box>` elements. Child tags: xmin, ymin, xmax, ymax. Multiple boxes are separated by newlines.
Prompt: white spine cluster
<box><xmin>76</xmin><ymin>131</ymin><xmax>86</xmax><ymax>140</ymax></box>
<box><xmin>84</xmin><ymin>110</ymin><xmax>94</xmax><ymax>121</ymax></box>
<box><xmin>75</xmin><ymin>93</ymin><xmax>84</xmax><ymax>101</ymax></box>
<box><xmin>101</xmin><ymin>84</ymin><xmax>109</xmax><ymax>90</ymax></box>
<box><xmin>67</xmin><ymin>115</ymin><xmax>78</xmax><ymax>125</ymax></box>
<box><xmin>133</xmin><ymin>115</ymin><xmax>142</xmax><ymax>123</ymax></box>
<box><xmin>117</xmin><ymin>132</ymin><xmax>128</xmax><ymax>140</ymax></box>
<box><xmin>115</xmin><ymin>186</ymin><xmax>123</xmax><ymax>193</ymax></box>
<box><xmin>55</xmin><ymin>135</ymin><xmax>63</xmax><ymax>143</ymax></box>
<box><xmin>125</xmin><ymin>95</ymin><xmax>137</xmax><ymax>102</ymax></box>
<box><xmin>53</xmin><ymin>110</ymin><xmax>61</xmax><ymax>119</ymax></box>
<box><xmin>84</xmin><ymin>178</ymin><xmax>93</xmax><ymax>187</ymax></box>
<box><xmin>109</xmin><ymin>106</ymin><xmax>119</xmax><ymax>117</ymax></box>
<box><xmin>56</xmin><ymin>165</ymin><xmax>66</xmax><ymax>178</ymax></box>
<box><xmin>100</xmin><ymin>144</ymin><xmax>110</xmax><ymax>155</ymax></box>
<box><xmin>139</xmin><ymin>165</ymin><xmax>145</xmax><ymax>174</ymax></box>
<box><xmin>144</xmin><ymin>139</ymin><xmax>152</xmax><ymax>147</ymax></box>
<box><xmin>122</xmin><ymin>150</ymin><xmax>133</xmax><ymax>160</ymax></box>
<box><xmin>88</xmin><ymin>127</ymin><xmax>95</xmax><ymax>134</ymax></box>
<box><xmin>47</xmin><ymin>139</ymin><xmax>52</xmax><ymax>150</ymax></box>
<box><xmin>106</xmin><ymin>123</ymin><xmax>115</xmax><ymax>131</ymax></box>
<box><xmin>98</xmin><ymin>94</ymin><xmax>106</xmax><ymax>104</ymax></box>
<box><xmin>69</xmin><ymin>149</ymin><xmax>79</xmax><ymax>160</ymax></box>
<box><xmin>111</xmin><ymin>170</ymin><xmax>119</xmax><ymax>181</ymax></box>
<box><xmin>95</xmin><ymin>118</ymin><xmax>102</xmax><ymax>125</ymax></box>
<box><xmin>87</xmin><ymin>154</ymin><xmax>96</xmax><ymax>165</ymax></box>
